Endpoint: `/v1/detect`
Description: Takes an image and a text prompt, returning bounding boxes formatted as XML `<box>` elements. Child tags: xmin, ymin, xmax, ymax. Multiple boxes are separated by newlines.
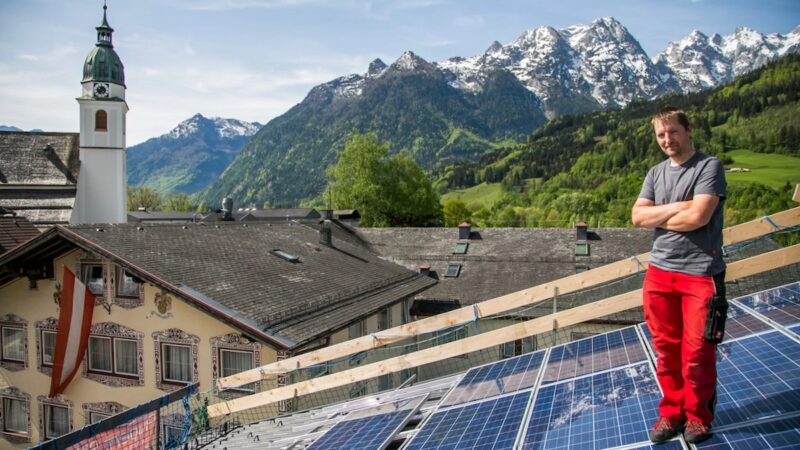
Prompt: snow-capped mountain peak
<box><xmin>167</xmin><ymin>114</ymin><xmax>261</xmax><ymax>140</ymax></box>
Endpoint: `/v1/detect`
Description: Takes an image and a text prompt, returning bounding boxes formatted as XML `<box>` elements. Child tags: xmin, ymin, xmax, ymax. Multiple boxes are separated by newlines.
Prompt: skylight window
<box><xmin>575</xmin><ymin>243</ymin><xmax>589</xmax><ymax>256</ymax></box>
<box><xmin>454</xmin><ymin>242</ymin><xmax>469</xmax><ymax>254</ymax></box>
<box><xmin>270</xmin><ymin>249</ymin><xmax>300</xmax><ymax>263</ymax></box>
<box><xmin>445</xmin><ymin>264</ymin><xmax>461</xmax><ymax>278</ymax></box>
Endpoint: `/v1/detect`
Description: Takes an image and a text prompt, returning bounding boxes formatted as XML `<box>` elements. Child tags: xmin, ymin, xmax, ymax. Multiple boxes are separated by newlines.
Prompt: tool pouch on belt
<box><xmin>704</xmin><ymin>271</ymin><xmax>727</xmax><ymax>344</ymax></box>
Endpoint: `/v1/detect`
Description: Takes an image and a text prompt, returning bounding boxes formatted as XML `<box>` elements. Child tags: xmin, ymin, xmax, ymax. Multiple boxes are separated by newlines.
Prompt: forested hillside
<box><xmin>436</xmin><ymin>53</ymin><xmax>800</xmax><ymax>229</ymax></box>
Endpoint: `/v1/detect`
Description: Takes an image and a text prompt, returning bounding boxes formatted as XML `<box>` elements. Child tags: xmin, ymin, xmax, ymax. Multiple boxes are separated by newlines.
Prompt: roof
<box><xmin>127</xmin><ymin>211</ymin><xmax>200</xmax><ymax>223</ymax></box>
<box><xmin>352</xmin><ymin>226</ymin><xmax>653</xmax><ymax>306</ymax></box>
<box><xmin>0</xmin><ymin>222</ymin><xmax>435</xmax><ymax>349</ymax></box>
<box><xmin>0</xmin><ymin>213</ymin><xmax>40</xmax><ymax>255</ymax></box>
<box><xmin>240</xmin><ymin>208</ymin><xmax>321</xmax><ymax>221</ymax></box>
<box><xmin>0</xmin><ymin>131</ymin><xmax>80</xmax><ymax>226</ymax></box>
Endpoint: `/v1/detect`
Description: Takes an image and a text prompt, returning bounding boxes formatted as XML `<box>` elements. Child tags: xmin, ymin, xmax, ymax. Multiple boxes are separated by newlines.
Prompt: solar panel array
<box><xmin>205</xmin><ymin>282</ymin><xmax>800</xmax><ymax>450</ymax></box>
<box><xmin>406</xmin><ymin>282</ymin><xmax>800</xmax><ymax>449</ymax></box>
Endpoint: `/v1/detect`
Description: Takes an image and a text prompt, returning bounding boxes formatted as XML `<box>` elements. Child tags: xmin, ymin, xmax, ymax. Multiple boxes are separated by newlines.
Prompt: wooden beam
<box><xmin>208</xmin><ymin>244</ymin><xmax>799</xmax><ymax>418</ymax></box>
<box><xmin>722</xmin><ymin>207</ymin><xmax>800</xmax><ymax>247</ymax></box>
<box><xmin>218</xmin><ymin>207</ymin><xmax>800</xmax><ymax>390</ymax></box>
<box><xmin>794</xmin><ymin>184</ymin><xmax>800</xmax><ymax>203</ymax></box>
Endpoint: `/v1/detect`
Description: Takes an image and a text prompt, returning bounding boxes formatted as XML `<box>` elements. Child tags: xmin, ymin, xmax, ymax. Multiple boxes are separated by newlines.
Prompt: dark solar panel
<box><xmin>306</xmin><ymin>395</ymin><xmax>426</xmax><ymax>450</ymax></box>
<box><xmin>696</xmin><ymin>416</ymin><xmax>800</xmax><ymax>449</ymax></box>
<box><xmin>541</xmin><ymin>327</ymin><xmax>646</xmax><ymax>384</ymax></box>
<box><xmin>714</xmin><ymin>330</ymin><xmax>800</xmax><ymax>428</ymax></box>
<box><xmin>724</xmin><ymin>303</ymin><xmax>775</xmax><ymax>340</ymax></box>
<box><xmin>736</xmin><ymin>282</ymin><xmax>800</xmax><ymax>329</ymax></box>
<box><xmin>440</xmin><ymin>349</ymin><xmax>546</xmax><ymax>408</ymax></box>
<box><xmin>404</xmin><ymin>391</ymin><xmax>532</xmax><ymax>450</ymax></box>
<box><xmin>521</xmin><ymin>361</ymin><xmax>661</xmax><ymax>449</ymax></box>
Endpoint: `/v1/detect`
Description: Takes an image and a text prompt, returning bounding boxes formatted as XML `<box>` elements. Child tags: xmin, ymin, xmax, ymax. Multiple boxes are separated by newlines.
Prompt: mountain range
<box><xmin>127</xmin><ymin>114</ymin><xmax>261</xmax><ymax>195</ymax></box>
<box><xmin>129</xmin><ymin>17</ymin><xmax>799</xmax><ymax>207</ymax></box>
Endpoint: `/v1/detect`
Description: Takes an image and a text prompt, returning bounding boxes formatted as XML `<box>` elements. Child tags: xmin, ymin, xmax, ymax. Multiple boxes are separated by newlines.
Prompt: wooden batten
<box><xmin>207</xmin><ymin>244</ymin><xmax>800</xmax><ymax>418</ymax></box>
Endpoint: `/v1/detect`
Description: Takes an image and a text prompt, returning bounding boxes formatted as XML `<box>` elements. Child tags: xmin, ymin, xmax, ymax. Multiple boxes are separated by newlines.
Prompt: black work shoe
<box><xmin>684</xmin><ymin>419</ymin><xmax>712</xmax><ymax>444</ymax></box>
<box><xmin>649</xmin><ymin>416</ymin><xmax>682</xmax><ymax>444</ymax></box>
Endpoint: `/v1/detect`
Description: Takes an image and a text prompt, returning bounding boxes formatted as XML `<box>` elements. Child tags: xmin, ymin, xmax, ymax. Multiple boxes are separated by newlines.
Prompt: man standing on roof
<box><xmin>632</xmin><ymin>106</ymin><xmax>727</xmax><ymax>445</ymax></box>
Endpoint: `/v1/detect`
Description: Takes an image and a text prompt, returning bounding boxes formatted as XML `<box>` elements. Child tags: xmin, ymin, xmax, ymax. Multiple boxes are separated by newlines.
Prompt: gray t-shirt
<box><xmin>638</xmin><ymin>151</ymin><xmax>726</xmax><ymax>276</ymax></box>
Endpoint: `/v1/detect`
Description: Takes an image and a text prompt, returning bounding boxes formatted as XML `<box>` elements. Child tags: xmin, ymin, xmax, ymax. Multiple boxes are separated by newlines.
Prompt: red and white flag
<box><xmin>49</xmin><ymin>267</ymin><xmax>95</xmax><ymax>397</ymax></box>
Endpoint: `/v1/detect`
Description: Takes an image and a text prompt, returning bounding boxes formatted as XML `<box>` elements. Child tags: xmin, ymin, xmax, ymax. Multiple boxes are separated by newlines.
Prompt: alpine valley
<box><xmin>129</xmin><ymin>17</ymin><xmax>798</xmax><ymax>207</ymax></box>
<box><xmin>127</xmin><ymin>114</ymin><xmax>261</xmax><ymax>195</ymax></box>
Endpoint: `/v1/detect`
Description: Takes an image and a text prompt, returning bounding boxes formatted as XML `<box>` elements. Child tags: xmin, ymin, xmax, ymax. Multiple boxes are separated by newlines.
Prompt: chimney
<box><xmin>322</xmin><ymin>209</ymin><xmax>333</xmax><ymax>220</ymax></box>
<box><xmin>418</xmin><ymin>264</ymin><xmax>431</xmax><ymax>277</ymax></box>
<box><xmin>576</xmin><ymin>221</ymin><xmax>588</xmax><ymax>241</ymax></box>
<box><xmin>458</xmin><ymin>222</ymin><xmax>471</xmax><ymax>240</ymax></box>
<box><xmin>221</xmin><ymin>197</ymin><xmax>234</xmax><ymax>221</ymax></box>
<box><xmin>319</xmin><ymin>219</ymin><xmax>332</xmax><ymax>247</ymax></box>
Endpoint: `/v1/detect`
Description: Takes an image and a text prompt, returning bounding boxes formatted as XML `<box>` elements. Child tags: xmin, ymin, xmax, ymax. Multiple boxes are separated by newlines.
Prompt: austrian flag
<box><xmin>49</xmin><ymin>267</ymin><xmax>96</xmax><ymax>397</ymax></box>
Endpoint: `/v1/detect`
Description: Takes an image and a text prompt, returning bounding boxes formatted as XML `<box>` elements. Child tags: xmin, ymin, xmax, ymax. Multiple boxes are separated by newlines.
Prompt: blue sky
<box><xmin>1</xmin><ymin>0</ymin><xmax>798</xmax><ymax>145</ymax></box>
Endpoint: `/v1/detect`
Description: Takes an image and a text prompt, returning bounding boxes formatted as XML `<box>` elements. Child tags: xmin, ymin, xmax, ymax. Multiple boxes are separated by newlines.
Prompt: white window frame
<box><xmin>114</xmin><ymin>338</ymin><xmax>139</xmax><ymax>376</ymax></box>
<box><xmin>81</xmin><ymin>263</ymin><xmax>105</xmax><ymax>295</ymax></box>
<box><xmin>89</xmin><ymin>411</ymin><xmax>111</xmax><ymax>424</ymax></box>
<box><xmin>2</xmin><ymin>397</ymin><xmax>27</xmax><ymax>435</ymax></box>
<box><xmin>218</xmin><ymin>348</ymin><xmax>255</xmax><ymax>392</ymax></box>
<box><xmin>116</xmin><ymin>268</ymin><xmax>140</xmax><ymax>298</ymax></box>
<box><xmin>41</xmin><ymin>330</ymin><xmax>56</xmax><ymax>367</ymax></box>
<box><xmin>1</xmin><ymin>326</ymin><xmax>25</xmax><ymax>363</ymax></box>
<box><xmin>88</xmin><ymin>336</ymin><xmax>113</xmax><ymax>373</ymax></box>
<box><xmin>44</xmin><ymin>404</ymin><xmax>69</xmax><ymax>439</ymax></box>
<box><xmin>501</xmin><ymin>336</ymin><xmax>537</xmax><ymax>359</ymax></box>
<box><xmin>161</xmin><ymin>343</ymin><xmax>192</xmax><ymax>384</ymax></box>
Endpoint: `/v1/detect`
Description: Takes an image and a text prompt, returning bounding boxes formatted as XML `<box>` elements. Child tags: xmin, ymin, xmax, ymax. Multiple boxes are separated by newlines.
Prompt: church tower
<box><xmin>73</xmin><ymin>3</ymin><xmax>128</xmax><ymax>224</ymax></box>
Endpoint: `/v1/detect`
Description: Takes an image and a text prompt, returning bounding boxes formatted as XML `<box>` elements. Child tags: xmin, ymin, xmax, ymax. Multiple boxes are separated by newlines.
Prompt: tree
<box><xmin>326</xmin><ymin>133</ymin><xmax>442</xmax><ymax>226</ymax></box>
<box><xmin>127</xmin><ymin>185</ymin><xmax>162</xmax><ymax>211</ymax></box>
<box><xmin>163</xmin><ymin>193</ymin><xmax>192</xmax><ymax>212</ymax></box>
<box><xmin>443</xmin><ymin>199</ymin><xmax>472</xmax><ymax>227</ymax></box>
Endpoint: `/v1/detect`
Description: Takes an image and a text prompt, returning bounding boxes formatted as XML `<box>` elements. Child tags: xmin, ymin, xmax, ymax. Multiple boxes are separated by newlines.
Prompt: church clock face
<box><xmin>93</xmin><ymin>83</ymin><xmax>109</xmax><ymax>98</ymax></box>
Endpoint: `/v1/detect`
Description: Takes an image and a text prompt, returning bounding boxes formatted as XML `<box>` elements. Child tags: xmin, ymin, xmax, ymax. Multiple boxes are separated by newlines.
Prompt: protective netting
<box><xmin>29</xmin><ymin>384</ymin><xmax>197</xmax><ymax>450</ymax></box>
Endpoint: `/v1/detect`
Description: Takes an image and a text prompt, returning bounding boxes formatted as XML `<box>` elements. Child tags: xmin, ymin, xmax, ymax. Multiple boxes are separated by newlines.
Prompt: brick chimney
<box><xmin>576</xmin><ymin>221</ymin><xmax>588</xmax><ymax>241</ymax></box>
<box><xmin>458</xmin><ymin>222</ymin><xmax>471</xmax><ymax>240</ymax></box>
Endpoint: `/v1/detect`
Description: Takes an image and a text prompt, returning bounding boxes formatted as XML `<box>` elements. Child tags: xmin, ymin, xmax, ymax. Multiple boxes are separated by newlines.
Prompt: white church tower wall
<box><xmin>72</xmin><ymin>4</ymin><xmax>128</xmax><ymax>224</ymax></box>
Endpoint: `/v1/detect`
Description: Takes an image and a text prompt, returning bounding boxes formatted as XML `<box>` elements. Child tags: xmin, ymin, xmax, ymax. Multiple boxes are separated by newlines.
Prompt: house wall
<box><xmin>0</xmin><ymin>250</ymin><xmax>279</xmax><ymax>447</ymax></box>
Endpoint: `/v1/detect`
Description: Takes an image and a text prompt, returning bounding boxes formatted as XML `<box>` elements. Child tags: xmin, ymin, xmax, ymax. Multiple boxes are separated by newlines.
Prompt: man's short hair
<box><xmin>651</xmin><ymin>106</ymin><xmax>691</xmax><ymax>129</ymax></box>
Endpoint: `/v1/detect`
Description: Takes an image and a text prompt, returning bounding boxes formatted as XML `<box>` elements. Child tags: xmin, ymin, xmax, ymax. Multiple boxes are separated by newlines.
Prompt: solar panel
<box><xmin>723</xmin><ymin>303</ymin><xmax>775</xmax><ymax>340</ymax></box>
<box><xmin>306</xmin><ymin>394</ymin><xmax>427</xmax><ymax>450</ymax></box>
<box><xmin>735</xmin><ymin>281</ymin><xmax>800</xmax><ymax>329</ymax></box>
<box><xmin>404</xmin><ymin>391</ymin><xmax>532</xmax><ymax>450</ymax></box>
<box><xmin>439</xmin><ymin>349</ymin><xmax>546</xmax><ymax>408</ymax></box>
<box><xmin>714</xmin><ymin>330</ymin><xmax>800</xmax><ymax>428</ymax></box>
<box><xmin>521</xmin><ymin>361</ymin><xmax>661</xmax><ymax>449</ymax></box>
<box><xmin>541</xmin><ymin>327</ymin><xmax>646</xmax><ymax>384</ymax></box>
<box><xmin>696</xmin><ymin>416</ymin><xmax>800</xmax><ymax>449</ymax></box>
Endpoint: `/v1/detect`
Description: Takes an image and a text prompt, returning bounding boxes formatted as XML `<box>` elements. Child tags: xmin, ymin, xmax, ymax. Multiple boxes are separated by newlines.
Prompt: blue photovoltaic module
<box><xmin>714</xmin><ymin>330</ymin><xmax>800</xmax><ymax>428</ymax></box>
<box><xmin>736</xmin><ymin>281</ymin><xmax>800</xmax><ymax>329</ymax></box>
<box><xmin>404</xmin><ymin>391</ymin><xmax>532</xmax><ymax>450</ymax></box>
<box><xmin>440</xmin><ymin>348</ymin><xmax>546</xmax><ymax>408</ymax></box>
<box><xmin>541</xmin><ymin>326</ymin><xmax>646</xmax><ymax>384</ymax></box>
<box><xmin>307</xmin><ymin>395</ymin><xmax>426</xmax><ymax>450</ymax></box>
<box><xmin>521</xmin><ymin>361</ymin><xmax>661</xmax><ymax>450</ymax></box>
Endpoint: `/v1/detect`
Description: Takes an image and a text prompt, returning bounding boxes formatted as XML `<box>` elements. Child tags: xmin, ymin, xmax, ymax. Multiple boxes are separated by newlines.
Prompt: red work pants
<box><xmin>643</xmin><ymin>265</ymin><xmax>717</xmax><ymax>425</ymax></box>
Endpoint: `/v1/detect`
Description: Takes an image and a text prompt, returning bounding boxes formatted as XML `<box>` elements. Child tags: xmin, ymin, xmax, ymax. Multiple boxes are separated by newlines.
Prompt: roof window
<box><xmin>270</xmin><ymin>249</ymin><xmax>300</xmax><ymax>263</ymax></box>
<box><xmin>445</xmin><ymin>264</ymin><xmax>461</xmax><ymax>278</ymax></box>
